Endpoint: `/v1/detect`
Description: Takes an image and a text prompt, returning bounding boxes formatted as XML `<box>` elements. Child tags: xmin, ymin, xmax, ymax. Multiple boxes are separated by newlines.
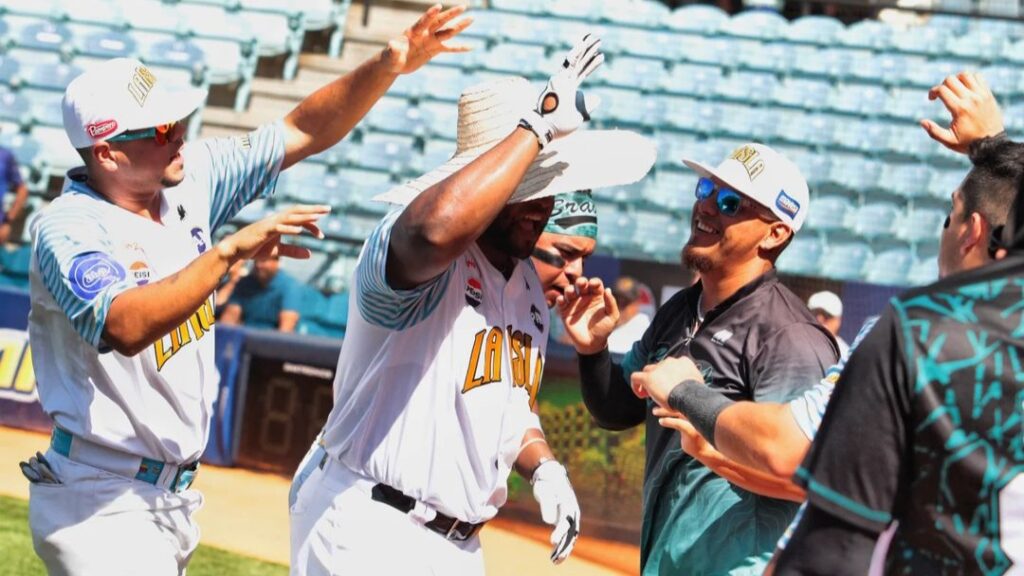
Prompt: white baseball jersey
<box><xmin>321</xmin><ymin>209</ymin><xmax>549</xmax><ymax>524</ymax></box>
<box><xmin>28</xmin><ymin>122</ymin><xmax>285</xmax><ymax>465</ymax></box>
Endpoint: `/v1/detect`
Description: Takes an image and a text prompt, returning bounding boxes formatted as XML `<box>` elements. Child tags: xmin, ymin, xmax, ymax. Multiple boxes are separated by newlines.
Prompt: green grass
<box><xmin>0</xmin><ymin>495</ymin><xmax>287</xmax><ymax>576</ymax></box>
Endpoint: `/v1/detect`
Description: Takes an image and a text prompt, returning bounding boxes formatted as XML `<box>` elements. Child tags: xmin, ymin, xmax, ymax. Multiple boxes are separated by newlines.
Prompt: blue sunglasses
<box><xmin>694</xmin><ymin>177</ymin><xmax>748</xmax><ymax>216</ymax></box>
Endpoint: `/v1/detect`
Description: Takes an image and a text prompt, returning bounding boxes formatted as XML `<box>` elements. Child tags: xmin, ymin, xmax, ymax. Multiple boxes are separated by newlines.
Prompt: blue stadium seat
<box><xmin>419</xmin><ymin>101</ymin><xmax>458</xmax><ymax>142</ymax></box>
<box><xmin>0</xmin><ymin>130</ymin><xmax>40</xmax><ymax>173</ymax></box>
<box><xmin>972</xmin><ymin>17</ymin><xmax>1024</xmax><ymax>40</ymax></box>
<box><xmin>884</xmin><ymin>87</ymin><xmax>931</xmax><ymax>122</ymax></box>
<box><xmin>462</xmin><ymin>9</ymin><xmax>503</xmax><ymax>43</ymax></box>
<box><xmin>591</xmin><ymin>86</ymin><xmax>658</xmax><ymax>130</ymax></box>
<box><xmin>504</xmin><ymin>14</ymin><xmax>557</xmax><ymax>48</ymax></box>
<box><xmin>278</xmin><ymin>162</ymin><xmax>331</xmax><ymax>203</ymax></box>
<box><xmin>898</xmin><ymin>207</ymin><xmax>947</xmax><ymax>243</ymax></box>
<box><xmin>344</xmin><ymin>137</ymin><xmax>413</xmax><ymax>176</ymax></box>
<box><xmin>232</xmin><ymin>7</ymin><xmax>303</xmax><ymax>80</ymax></box>
<box><xmin>836</xmin><ymin>19</ymin><xmax>892</xmax><ymax>50</ymax></box>
<box><xmin>770</xmin><ymin>78</ymin><xmax>831</xmax><ymax>111</ymax></box>
<box><xmin>980</xmin><ymin>64</ymin><xmax>1022</xmax><ymax>99</ymax></box>
<box><xmin>776</xmin><ymin>236</ymin><xmax>823</xmax><ymax>276</ymax></box>
<box><xmin>634</xmin><ymin>209</ymin><xmax>689</xmax><ymax>262</ymax></box>
<box><xmin>718</xmin><ymin>103</ymin><xmax>774</xmax><ymax>141</ymax></box>
<box><xmin>678</xmin><ymin>37</ymin><xmax>733</xmax><ymax>68</ymax></box>
<box><xmin>722</xmin><ymin>10</ymin><xmax>788</xmax><ymax>41</ymax></box>
<box><xmin>2</xmin><ymin>0</ymin><xmax>61</xmax><ymax>18</ymax></box>
<box><xmin>947</xmin><ymin>30</ymin><xmax>1005</xmax><ymax>62</ymax></box>
<box><xmin>826</xmin><ymin>84</ymin><xmax>887</xmax><ymax>117</ymax></box>
<box><xmin>907</xmin><ymin>256</ymin><xmax>939</xmax><ymax>285</ymax></box>
<box><xmin>603</xmin><ymin>56</ymin><xmax>665</xmax><ymax>91</ymax></box>
<box><xmin>786</xmin><ymin>15</ymin><xmax>843</xmax><ymax>46</ymax></box>
<box><xmin>849</xmin><ymin>53</ymin><xmax>922</xmax><ymax>86</ymax></box>
<box><xmin>714</xmin><ymin>71</ymin><xmax>777</xmax><ymax>104</ymax></box>
<box><xmin>775</xmin><ymin>111</ymin><xmax>834</xmax><ymax>148</ymax></box>
<box><xmin>790</xmin><ymin>47</ymin><xmax>859</xmax><ymax>80</ymax></box>
<box><xmin>122</xmin><ymin>1</ymin><xmax>189</xmax><ymax>36</ymax></box>
<box><xmin>645</xmin><ymin>170</ymin><xmax>697</xmax><ymax>212</ymax></box>
<box><xmin>832</xmin><ymin>119</ymin><xmax>888</xmax><ymax>154</ymax></box>
<box><xmin>884</xmin><ymin>126</ymin><xmax>935</xmax><ymax>163</ymax></box>
<box><xmin>190</xmin><ymin>37</ymin><xmax>257</xmax><ymax>111</ymax></box>
<box><xmin>598</xmin><ymin>210</ymin><xmax>641</xmax><ymax>257</ymax></box>
<box><xmin>600</xmin><ymin>0</ymin><xmax>671</xmax><ymax>28</ymax></box>
<box><xmin>24</xmin><ymin>88</ymin><xmax>64</xmax><ymax>127</ymax></box>
<box><xmin>822</xmin><ymin>153</ymin><xmax>880</xmax><ymax>195</ymax></box>
<box><xmin>655</xmin><ymin>133</ymin><xmax>699</xmax><ymax>170</ymax></box>
<box><xmin>22</xmin><ymin>62</ymin><xmax>82</xmax><ymax>92</ymax></box>
<box><xmin>412</xmin><ymin>139</ymin><xmax>456</xmax><ymax>174</ymax></box>
<box><xmin>491</xmin><ymin>0</ymin><xmax>545</xmax><ymax>14</ymax></box>
<box><xmin>926</xmin><ymin>14</ymin><xmax>970</xmax><ymax>35</ymax></box>
<box><xmin>63</xmin><ymin>0</ymin><xmax>127</xmax><ymax>28</ymax></box>
<box><xmin>780</xmin><ymin>146</ymin><xmax>830</xmax><ymax>188</ymax></box>
<box><xmin>141</xmin><ymin>38</ymin><xmax>205</xmax><ymax>85</ymax></box>
<box><xmin>851</xmin><ymin>202</ymin><xmax>901</xmax><ymax>239</ymax></box>
<box><xmin>15</xmin><ymin>20</ymin><xmax>73</xmax><ymax>59</ymax></box>
<box><xmin>0</xmin><ymin>87</ymin><xmax>30</xmax><ymax>125</ymax></box>
<box><xmin>547</xmin><ymin>0</ymin><xmax>598</xmax><ymax>21</ymax></box>
<box><xmin>928</xmin><ymin>167</ymin><xmax>964</xmax><ymax>200</ymax></box>
<box><xmin>819</xmin><ymin>240</ymin><xmax>871</xmax><ymax>280</ymax></box>
<box><xmin>805</xmin><ymin>195</ymin><xmax>853</xmax><ymax>232</ymax></box>
<box><xmin>363</xmin><ymin>97</ymin><xmax>430</xmax><ymax>138</ymax></box>
<box><xmin>877</xmin><ymin>161</ymin><xmax>931</xmax><ymax>199</ymax></box>
<box><xmin>76</xmin><ymin>29</ymin><xmax>138</xmax><ymax>60</ymax></box>
<box><xmin>865</xmin><ymin>247</ymin><xmax>913</xmax><ymax>285</ymax></box>
<box><xmin>659</xmin><ymin>63</ymin><xmax>723</xmax><ymax>99</ymax></box>
<box><xmin>901</xmin><ymin>57</ymin><xmax>959</xmax><ymax>90</ymax></box>
<box><xmin>667</xmin><ymin>4</ymin><xmax>729</xmax><ymax>36</ymax></box>
<box><xmin>337</xmin><ymin>169</ymin><xmax>399</xmax><ymax>213</ymax></box>
<box><xmin>732</xmin><ymin>41</ymin><xmax>792</xmax><ymax>75</ymax></box>
<box><xmin>890</xmin><ymin>26</ymin><xmax>951</xmax><ymax>57</ymax></box>
<box><xmin>479</xmin><ymin>43</ymin><xmax>546</xmax><ymax>78</ymax></box>
<box><xmin>300</xmin><ymin>290</ymin><xmax>349</xmax><ymax>339</ymax></box>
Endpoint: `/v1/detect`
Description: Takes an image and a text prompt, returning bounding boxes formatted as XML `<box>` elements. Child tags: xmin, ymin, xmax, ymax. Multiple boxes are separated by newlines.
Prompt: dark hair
<box><xmin>962</xmin><ymin>135</ymin><xmax>1024</xmax><ymax>229</ymax></box>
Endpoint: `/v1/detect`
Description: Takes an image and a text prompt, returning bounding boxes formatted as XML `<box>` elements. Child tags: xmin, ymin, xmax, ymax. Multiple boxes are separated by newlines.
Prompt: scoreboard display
<box><xmin>232</xmin><ymin>332</ymin><xmax>341</xmax><ymax>476</ymax></box>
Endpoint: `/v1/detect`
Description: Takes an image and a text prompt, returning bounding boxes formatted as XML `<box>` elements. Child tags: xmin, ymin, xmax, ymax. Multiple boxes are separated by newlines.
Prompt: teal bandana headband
<box><xmin>545</xmin><ymin>191</ymin><xmax>598</xmax><ymax>238</ymax></box>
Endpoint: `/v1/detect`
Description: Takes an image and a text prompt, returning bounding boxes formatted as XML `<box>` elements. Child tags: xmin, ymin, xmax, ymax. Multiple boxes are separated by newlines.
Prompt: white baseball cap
<box><xmin>62</xmin><ymin>58</ymin><xmax>208</xmax><ymax>149</ymax></box>
<box><xmin>682</xmin><ymin>143</ymin><xmax>810</xmax><ymax>231</ymax></box>
<box><xmin>808</xmin><ymin>290</ymin><xmax>843</xmax><ymax>318</ymax></box>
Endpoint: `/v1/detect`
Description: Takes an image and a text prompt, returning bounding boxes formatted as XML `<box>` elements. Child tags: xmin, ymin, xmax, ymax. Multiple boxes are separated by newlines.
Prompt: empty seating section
<box><xmin>3</xmin><ymin>0</ymin><xmax>1009</xmax><ymax>287</ymax></box>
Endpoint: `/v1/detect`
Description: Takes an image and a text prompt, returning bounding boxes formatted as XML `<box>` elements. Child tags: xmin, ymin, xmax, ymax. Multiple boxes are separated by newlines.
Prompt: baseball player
<box><xmin>531</xmin><ymin>190</ymin><xmax>599</xmax><ymax>307</ymax></box>
<box><xmin>289</xmin><ymin>36</ymin><xmax>656</xmax><ymax>574</ymax></box>
<box><xmin>22</xmin><ymin>6</ymin><xmax>472</xmax><ymax>575</ymax></box>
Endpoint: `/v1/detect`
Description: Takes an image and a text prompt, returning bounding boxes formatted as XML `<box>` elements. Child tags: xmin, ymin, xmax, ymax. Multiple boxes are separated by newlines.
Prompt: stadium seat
<box><xmin>770</xmin><ymin>78</ymin><xmax>832</xmax><ymax>111</ymax></box>
<box><xmin>0</xmin><ymin>131</ymin><xmax>41</xmax><ymax>172</ymax></box>
<box><xmin>722</xmin><ymin>10</ymin><xmax>788</xmax><ymax>41</ymax></box>
<box><xmin>335</xmin><ymin>169</ymin><xmax>397</xmax><ymax>213</ymax></box>
<box><xmin>76</xmin><ymin>28</ymin><xmax>138</xmax><ymax>61</ymax></box>
<box><xmin>655</xmin><ymin>133</ymin><xmax>699</xmax><ymax>170</ymax></box>
<box><xmin>634</xmin><ymin>209</ymin><xmax>689</xmax><ymax>262</ymax></box>
<box><xmin>412</xmin><ymin>138</ymin><xmax>456</xmax><ymax>174</ymax></box>
<box><xmin>947</xmin><ymin>30</ymin><xmax>1005</xmax><ymax>62</ymax></box>
<box><xmin>659</xmin><ymin>64</ymin><xmax>723</xmax><ymax>99</ymax></box>
<box><xmin>613</xmin><ymin>29</ymin><xmax>680</xmax><ymax>62</ymax></box>
<box><xmin>972</xmin><ymin>16</ymin><xmax>1024</xmax><ymax>40</ymax></box>
<box><xmin>851</xmin><ymin>202</ymin><xmax>901</xmax><ymax>239</ymax></box>
<box><xmin>490</xmin><ymin>0</ymin><xmax>545</xmax><ymax>14</ymax></box>
<box><xmin>877</xmin><ymin>161</ymin><xmax>931</xmax><ymax>199</ymax></box>
<box><xmin>547</xmin><ymin>0</ymin><xmax>598</xmax><ymax>21</ymax></box>
<box><xmin>300</xmin><ymin>289</ymin><xmax>349</xmax><ymax>338</ymax></box>
<box><xmin>479</xmin><ymin>43</ymin><xmax>546</xmax><ymax>78</ymax></box>
<box><xmin>822</xmin><ymin>153</ymin><xmax>880</xmax><ymax>195</ymax></box>
<box><xmin>907</xmin><ymin>256</ymin><xmax>939</xmax><ymax>285</ymax></box>
<box><xmin>890</xmin><ymin>26</ymin><xmax>951</xmax><ymax>57</ymax></box>
<box><xmin>418</xmin><ymin>101</ymin><xmax>458</xmax><ymax>142</ymax></box>
<box><xmin>645</xmin><ymin>170</ymin><xmax>696</xmax><ymax>212</ymax></box>
<box><xmin>836</xmin><ymin>19</ymin><xmax>892</xmax><ymax>50</ymax></box>
<box><xmin>925</xmin><ymin>14</ymin><xmax>970</xmax><ymax>35</ymax></box>
<box><xmin>140</xmin><ymin>38</ymin><xmax>206</xmax><ymax>85</ymax></box>
<box><xmin>790</xmin><ymin>47</ymin><xmax>858</xmax><ymax>80</ymax></box>
<box><xmin>600</xmin><ymin>0</ymin><xmax>671</xmax><ymax>28</ymax></box>
<box><xmin>122</xmin><ymin>1</ymin><xmax>189</xmax><ymax>36</ymax></box>
<box><xmin>63</xmin><ymin>0</ymin><xmax>127</xmax><ymax>28</ymax></box>
<box><xmin>927</xmin><ymin>168</ymin><xmax>963</xmax><ymax>200</ymax></box>
<box><xmin>865</xmin><ymin>247</ymin><xmax>913</xmax><ymax>285</ymax></box>
<box><xmin>592</xmin><ymin>86</ymin><xmax>659</xmax><ymax>130</ymax></box>
<box><xmin>2</xmin><ymin>0</ymin><xmax>61</xmax><ymax>19</ymax></box>
<box><xmin>667</xmin><ymin>4</ymin><xmax>729</xmax><ymax>36</ymax></box>
<box><xmin>0</xmin><ymin>87</ymin><xmax>30</xmax><ymax>125</ymax></box>
<box><xmin>780</xmin><ymin>146</ymin><xmax>830</xmax><ymax>188</ymax></box>
<box><xmin>24</xmin><ymin>88</ymin><xmax>65</xmax><ymax>127</ymax></box>
<box><xmin>503</xmin><ymin>14</ymin><xmax>557</xmax><ymax>48</ymax></box>
<box><xmin>15</xmin><ymin>20</ymin><xmax>73</xmax><ymax>60</ymax></box>
<box><xmin>805</xmin><ymin>195</ymin><xmax>853</xmax><ymax>232</ymax></box>
<box><xmin>344</xmin><ymin>137</ymin><xmax>413</xmax><ymax>176</ymax></box>
<box><xmin>776</xmin><ymin>112</ymin><xmax>834</xmax><ymax>149</ymax></box>
<box><xmin>363</xmin><ymin>97</ymin><xmax>430</xmax><ymax>138</ymax></box>
<box><xmin>980</xmin><ymin>64</ymin><xmax>1022</xmax><ymax>99</ymax></box>
<box><xmin>786</xmin><ymin>15</ymin><xmax>844</xmax><ymax>46</ymax></box>
<box><xmin>832</xmin><ymin>119</ymin><xmax>888</xmax><ymax>154</ymax></box>
<box><xmin>678</xmin><ymin>37</ymin><xmax>733</xmax><ymax>68</ymax></box>
<box><xmin>884</xmin><ymin>126</ymin><xmax>935</xmax><ymax>163</ymax></box>
<box><xmin>603</xmin><ymin>56</ymin><xmax>665</xmax><ymax>91</ymax></box>
<box><xmin>820</xmin><ymin>240</ymin><xmax>871</xmax><ymax>280</ymax></box>
<box><xmin>776</xmin><ymin>236</ymin><xmax>823</xmax><ymax>276</ymax></box>
<box><xmin>718</xmin><ymin>103</ymin><xmax>774</xmax><ymax>142</ymax></box>
<box><xmin>714</xmin><ymin>72</ymin><xmax>778</xmax><ymax>104</ymax></box>
<box><xmin>732</xmin><ymin>41</ymin><xmax>792</xmax><ymax>75</ymax></box>
<box><xmin>884</xmin><ymin>87</ymin><xmax>931</xmax><ymax>122</ymax></box>
<box><xmin>826</xmin><ymin>84</ymin><xmax>886</xmax><ymax>117</ymax></box>
<box><xmin>22</xmin><ymin>61</ymin><xmax>82</xmax><ymax>93</ymax></box>
<box><xmin>898</xmin><ymin>207</ymin><xmax>947</xmax><ymax>243</ymax></box>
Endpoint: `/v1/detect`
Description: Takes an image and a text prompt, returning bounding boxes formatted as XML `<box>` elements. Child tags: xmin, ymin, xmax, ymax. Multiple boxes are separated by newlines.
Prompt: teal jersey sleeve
<box><xmin>33</xmin><ymin>205</ymin><xmax>137</xmax><ymax>349</ymax></box>
<box><xmin>189</xmin><ymin>122</ymin><xmax>286</xmax><ymax>232</ymax></box>
<box><xmin>355</xmin><ymin>209</ymin><xmax>451</xmax><ymax>331</ymax></box>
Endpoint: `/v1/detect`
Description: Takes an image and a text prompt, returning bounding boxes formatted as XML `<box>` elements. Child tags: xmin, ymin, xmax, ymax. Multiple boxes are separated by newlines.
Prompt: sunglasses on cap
<box><xmin>695</xmin><ymin>177</ymin><xmax>769</xmax><ymax>218</ymax></box>
<box><xmin>107</xmin><ymin>121</ymin><xmax>180</xmax><ymax>145</ymax></box>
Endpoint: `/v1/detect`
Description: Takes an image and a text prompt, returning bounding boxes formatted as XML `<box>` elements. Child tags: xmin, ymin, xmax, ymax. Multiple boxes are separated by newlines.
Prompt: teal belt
<box><xmin>51</xmin><ymin>427</ymin><xmax>199</xmax><ymax>494</ymax></box>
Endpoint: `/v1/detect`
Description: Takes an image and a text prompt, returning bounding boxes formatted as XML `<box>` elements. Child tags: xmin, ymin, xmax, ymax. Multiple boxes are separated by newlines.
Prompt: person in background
<box><xmin>0</xmin><ymin>128</ymin><xmax>29</xmax><ymax>246</ymax></box>
<box><xmin>606</xmin><ymin>276</ymin><xmax>652</xmax><ymax>355</ymax></box>
<box><xmin>219</xmin><ymin>253</ymin><xmax>303</xmax><ymax>332</ymax></box>
<box><xmin>806</xmin><ymin>290</ymin><xmax>848</xmax><ymax>357</ymax></box>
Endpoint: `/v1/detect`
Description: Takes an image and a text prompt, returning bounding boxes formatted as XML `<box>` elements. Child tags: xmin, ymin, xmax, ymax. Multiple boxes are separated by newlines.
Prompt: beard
<box><xmin>682</xmin><ymin>244</ymin><xmax>713</xmax><ymax>272</ymax></box>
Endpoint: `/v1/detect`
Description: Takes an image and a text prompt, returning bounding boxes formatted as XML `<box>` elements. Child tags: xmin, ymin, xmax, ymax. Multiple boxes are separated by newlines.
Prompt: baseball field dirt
<box><xmin>0</xmin><ymin>426</ymin><xmax>638</xmax><ymax>575</ymax></box>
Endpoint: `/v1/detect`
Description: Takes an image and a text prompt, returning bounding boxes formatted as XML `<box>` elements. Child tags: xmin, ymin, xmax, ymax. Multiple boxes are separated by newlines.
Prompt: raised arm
<box><xmin>280</xmin><ymin>5</ymin><xmax>472</xmax><ymax>170</ymax></box>
<box><xmin>388</xmin><ymin>35</ymin><xmax>604</xmax><ymax>288</ymax></box>
<box><xmin>920</xmin><ymin>71</ymin><xmax>1005</xmax><ymax>154</ymax></box>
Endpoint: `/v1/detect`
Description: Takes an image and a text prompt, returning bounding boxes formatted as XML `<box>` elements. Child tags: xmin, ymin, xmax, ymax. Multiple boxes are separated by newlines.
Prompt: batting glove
<box><xmin>520</xmin><ymin>33</ymin><xmax>604</xmax><ymax>148</ymax></box>
<box><xmin>531</xmin><ymin>460</ymin><xmax>581</xmax><ymax>564</ymax></box>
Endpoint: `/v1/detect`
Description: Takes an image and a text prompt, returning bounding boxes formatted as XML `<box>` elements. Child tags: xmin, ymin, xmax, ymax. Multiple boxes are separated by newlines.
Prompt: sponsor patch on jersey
<box><xmin>775</xmin><ymin>190</ymin><xmax>801</xmax><ymax>219</ymax></box>
<box><xmin>236</xmin><ymin>133</ymin><xmax>252</xmax><ymax>150</ymax></box>
<box><xmin>465</xmin><ymin>277</ymin><xmax>482</xmax><ymax>307</ymax></box>
<box><xmin>530</xmin><ymin>304</ymin><xmax>544</xmax><ymax>332</ymax></box>
<box><xmin>191</xmin><ymin>227</ymin><xmax>207</xmax><ymax>254</ymax></box>
<box><xmin>86</xmin><ymin>119</ymin><xmax>118</xmax><ymax>139</ymax></box>
<box><xmin>711</xmin><ymin>329</ymin><xmax>733</xmax><ymax>345</ymax></box>
<box><xmin>129</xmin><ymin>261</ymin><xmax>151</xmax><ymax>286</ymax></box>
<box><xmin>68</xmin><ymin>252</ymin><xmax>126</xmax><ymax>301</ymax></box>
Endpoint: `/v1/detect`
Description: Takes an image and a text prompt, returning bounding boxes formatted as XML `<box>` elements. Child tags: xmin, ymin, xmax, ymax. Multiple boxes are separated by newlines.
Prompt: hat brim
<box><xmin>123</xmin><ymin>84</ymin><xmax>208</xmax><ymax>132</ymax></box>
<box><xmin>374</xmin><ymin>130</ymin><xmax>656</xmax><ymax>205</ymax></box>
<box><xmin>681</xmin><ymin>157</ymin><xmax>754</xmax><ymax>200</ymax></box>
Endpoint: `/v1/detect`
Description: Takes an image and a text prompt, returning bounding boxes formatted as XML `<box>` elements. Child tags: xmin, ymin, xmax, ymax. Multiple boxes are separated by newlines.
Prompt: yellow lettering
<box><xmin>509</xmin><ymin>330</ymin><xmax>524</xmax><ymax>386</ymax></box>
<box><xmin>484</xmin><ymin>327</ymin><xmax>503</xmax><ymax>384</ymax></box>
<box><xmin>0</xmin><ymin>338</ymin><xmax>24</xmax><ymax>389</ymax></box>
<box><xmin>462</xmin><ymin>330</ymin><xmax>486</xmax><ymax>394</ymax></box>
<box><xmin>197</xmin><ymin>299</ymin><xmax>215</xmax><ymax>333</ymax></box>
<box><xmin>527</xmin><ymin>354</ymin><xmax>544</xmax><ymax>408</ymax></box>
<box><xmin>14</xmin><ymin>345</ymin><xmax>34</xmax><ymax>393</ymax></box>
<box><xmin>154</xmin><ymin>336</ymin><xmax>173</xmax><ymax>371</ymax></box>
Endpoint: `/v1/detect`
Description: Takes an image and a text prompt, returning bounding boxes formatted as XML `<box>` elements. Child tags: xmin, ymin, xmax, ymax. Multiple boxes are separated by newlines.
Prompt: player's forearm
<box><xmin>388</xmin><ymin>129</ymin><xmax>540</xmax><ymax>288</ymax></box>
<box><xmin>714</xmin><ymin>402</ymin><xmax>811</xmax><ymax>479</ymax></box>
<box><xmin>281</xmin><ymin>50</ymin><xmax>397</xmax><ymax>170</ymax></box>
<box><xmin>691</xmin><ymin>444</ymin><xmax>805</xmax><ymax>503</ymax></box>
<box><xmin>579</xmin><ymin>349</ymin><xmax>646</xmax><ymax>430</ymax></box>
<box><xmin>102</xmin><ymin>244</ymin><xmax>233</xmax><ymax>356</ymax></box>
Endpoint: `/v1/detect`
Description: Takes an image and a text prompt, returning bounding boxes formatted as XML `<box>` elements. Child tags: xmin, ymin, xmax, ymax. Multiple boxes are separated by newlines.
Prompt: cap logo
<box><xmin>86</xmin><ymin>119</ymin><xmax>118</xmax><ymax>138</ymax></box>
<box><xmin>127</xmin><ymin>65</ymin><xmax>157</xmax><ymax>107</ymax></box>
<box><xmin>729</xmin><ymin>145</ymin><xmax>766</xmax><ymax>180</ymax></box>
<box><xmin>775</xmin><ymin>190</ymin><xmax>800</xmax><ymax>219</ymax></box>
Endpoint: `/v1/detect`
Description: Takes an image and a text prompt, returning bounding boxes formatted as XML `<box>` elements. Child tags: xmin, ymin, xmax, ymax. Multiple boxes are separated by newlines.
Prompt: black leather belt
<box><xmin>370</xmin><ymin>483</ymin><xmax>484</xmax><ymax>542</ymax></box>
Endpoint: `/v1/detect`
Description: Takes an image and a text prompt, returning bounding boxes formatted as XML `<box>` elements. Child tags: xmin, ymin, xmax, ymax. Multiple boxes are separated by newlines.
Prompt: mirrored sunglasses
<box><xmin>694</xmin><ymin>177</ymin><xmax>746</xmax><ymax>217</ymax></box>
<box><xmin>107</xmin><ymin>121</ymin><xmax>179</xmax><ymax>145</ymax></box>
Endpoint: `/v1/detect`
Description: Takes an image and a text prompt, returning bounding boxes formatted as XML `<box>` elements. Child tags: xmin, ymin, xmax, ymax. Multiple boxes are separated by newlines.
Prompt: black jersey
<box><xmin>797</xmin><ymin>255</ymin><xmax>1024</xmax><ymax>575</ymax></box>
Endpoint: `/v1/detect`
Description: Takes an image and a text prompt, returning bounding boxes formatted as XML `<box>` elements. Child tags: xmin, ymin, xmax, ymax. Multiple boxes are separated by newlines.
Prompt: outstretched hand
<box><xmin>217</xmin><ymin>205</ymin><xmax>330</xmax><ymax>264</ymax></box>
<box><xmin>383</xmin><ymin>4</ymin><xmax>473</xmax><ymax>76</ymax></box>
<box><xmin>921</xmin><ymin>71</ymin><xmax>1005</xmax><ymax>154</ymax></box>
<box><xmin>631</xmin><ymin>355</ymin><xmax>704</xmax><ymax>407</ymax></box>
<box><xmin>556</xmin><ymin>276</ymin><xmax>619</xmax><ymax>355</ymax></box>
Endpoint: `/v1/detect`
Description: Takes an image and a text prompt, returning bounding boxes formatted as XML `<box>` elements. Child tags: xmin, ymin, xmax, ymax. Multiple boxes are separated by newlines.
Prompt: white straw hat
<box><xmin>374</xmin><ymin>76</ymin><xmax>655</xmax><ymax>205</ymax></box>
<box><xmin>62</xmin><ymin>58</ymin><xmax>207</xmax><ymax>149</ymax></box>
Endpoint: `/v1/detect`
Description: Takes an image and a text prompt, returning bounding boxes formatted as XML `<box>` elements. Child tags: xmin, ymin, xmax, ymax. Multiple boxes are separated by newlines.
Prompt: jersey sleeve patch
<box><xmin>68</xmin><ymin>252</ymin><xmax>127</xmax><ymax>301</ymax></box>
